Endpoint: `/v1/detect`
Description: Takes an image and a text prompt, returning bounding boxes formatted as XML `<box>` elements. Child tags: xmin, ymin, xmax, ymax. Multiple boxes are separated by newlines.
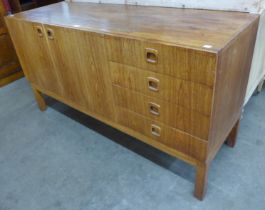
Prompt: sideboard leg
<box><xmin>225</xmin><ymin>119</ymin><xmax>240</xmax><ymax>148</ymax></box>
<box><xmin>33</xmin><ymin>88</ymin><xmax>47</xmax><ymax>111</ymax></box>
<box><xmin>257</xmin><ymin>77</ymin><xmax>265</xmax><ymax>93</ymax></box>
<box><xmin>194</xmin><ymin>162</ymin><xmax>209</xmax><ymax>200</ymax></box>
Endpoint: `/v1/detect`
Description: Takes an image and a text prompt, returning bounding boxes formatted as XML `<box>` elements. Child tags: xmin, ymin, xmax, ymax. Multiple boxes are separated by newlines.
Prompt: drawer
<box><xmin>105</xmin><ymin>36</ymin><xmax>217</xmax><ymax>87</ymax></box>
<box><xmin>113</xmin><ymin>86</ymin><xmax>210</xmax><ymax>140</ymax></box>
<box><xmin>116</xmin><ymin>108</ymin><xmax>207</xmax><ymax>161</ymax></box>
<box><xmin>110</xmin><ymin>61</ymin><xmax>213</xmax><ymax>115</ymax></box>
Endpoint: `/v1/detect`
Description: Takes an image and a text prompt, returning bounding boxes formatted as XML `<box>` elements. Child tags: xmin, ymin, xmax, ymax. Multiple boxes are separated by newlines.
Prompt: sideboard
<box><xmin>0</xmin><ymin>0</ymin><xmax>22</xmax><ymax>87</ymax></box>
<box><xmin>5</xmin><ymin>2</ymin><xmax>259</xmax><ymax>200</ymax></box>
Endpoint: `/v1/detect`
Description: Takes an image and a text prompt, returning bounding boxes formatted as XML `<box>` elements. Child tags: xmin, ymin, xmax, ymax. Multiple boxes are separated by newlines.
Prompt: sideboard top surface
<box><xmin>8</xmin><ymin>2</ymin><xmax>259</xmax><ymax>52</ymax></box>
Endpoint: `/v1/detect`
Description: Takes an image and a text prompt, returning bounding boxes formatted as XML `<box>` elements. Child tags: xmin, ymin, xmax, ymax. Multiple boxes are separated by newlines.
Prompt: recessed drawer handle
<box><xmin>145</xmin><ymin>48</ymin><xmax>158</xmax><ymax>64</ymax></box>
<box><xmin>149</xmin><ymin>102</ymin><xmax>160</xmax><ymax>116</ymax></box>
<box><xmin>151</xmin><ymin>124</ymin><xmax>161</xmax><ymax>137</ymax></box>
<box><xmin>147</xmin><ymin>77</ymin><xmax>159</xmax><ymax>92</ymax></box>
<box><xmin>46</xmin><ymin>28</ymin><xmax>54</xmax><ymax>40</ymax></box>
<box><xmin>35</xmin><ymin>26</ymin><xmax>43</xmax><ymax>37</ymax></box>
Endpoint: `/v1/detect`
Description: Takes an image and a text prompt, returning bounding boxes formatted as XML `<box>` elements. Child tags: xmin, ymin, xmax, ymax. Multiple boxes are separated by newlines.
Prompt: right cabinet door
<box><xmin>43</xmin><ymin>25</ymin><xmax>115</xmax><ymax>120</ymax></box>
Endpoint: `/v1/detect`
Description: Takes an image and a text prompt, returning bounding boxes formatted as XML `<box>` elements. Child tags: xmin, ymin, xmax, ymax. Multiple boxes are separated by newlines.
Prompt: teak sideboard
<box><xmin>5</xmin><ymin>2</ymin><xmax>259</xmax><ymax>200</ymax></box>
<box><xmin>0</xmin><ymin>0</ymin><xmax>22</xmax><ymax>87</ymax></box>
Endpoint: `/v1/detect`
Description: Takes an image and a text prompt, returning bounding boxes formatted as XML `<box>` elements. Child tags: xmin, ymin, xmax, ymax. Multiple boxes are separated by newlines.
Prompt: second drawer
<box><xmin>110</xmin><ymin>61</ymin><xmax>213</xmax><ymax>115</ymax></box>
<box><xmin>113</xmin><ymin>85</ymin><xmax>210</xmax><ymax>140</ymax></box>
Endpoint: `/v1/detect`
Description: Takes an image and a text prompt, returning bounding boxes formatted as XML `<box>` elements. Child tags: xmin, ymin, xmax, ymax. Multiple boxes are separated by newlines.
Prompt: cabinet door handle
<box><xmin>151</xmin><ymin>124</ymin><xmax>161</xmax><ymax>137</ymax></box>
<box><xmin>147</xmin><ymin>77</ymin><xmax>159</xmax><ymax>92</ymax></box>
<box><xmin>35</xmin><ymin>26</ymin><xmax>43</xmax><ymax>37</ymax></box>
<box><xmin>145</xmin><ymin>48</ymin><xmax>158</xmax><ymax>64</ymax></box>
<box><xmin>149</xmin><ymin>102</ymin><xmax>160</xmax><ymax>116</ymax></box>
<box><xmin>46</xmin><ymin>28</ymin><xmax>54</xmax><ymax>40</ymax></box>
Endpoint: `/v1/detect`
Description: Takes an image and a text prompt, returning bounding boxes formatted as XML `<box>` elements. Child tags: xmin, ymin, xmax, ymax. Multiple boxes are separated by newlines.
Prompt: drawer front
<box><xmin>116</xmin><ymin>108</ymin><xmax>207</xmax><ymax>161</ymax></box>
<box><xmin>105</xmin><ymin>36</ymin><xmax>217</xmax><ymax>87</ymax></box>
<box><xmin>113</xmin><ymin>86</ymin><xmax>210</xmax><ymax>140</ymax></box>
<box><xmin>110</xmin><ymin>62</ymin><xmax>213</xmax><ymax>115</ymax></box>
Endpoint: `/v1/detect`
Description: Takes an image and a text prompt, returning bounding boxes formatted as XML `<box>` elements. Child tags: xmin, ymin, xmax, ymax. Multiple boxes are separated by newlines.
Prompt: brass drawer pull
<box><xmin>145</xmin><ymin>48</ymin><xmax>158</xmax><ymax>64</ymax></box>
<box><xmin>147</xmin><ymin>77</ymin><xmax>159</xmax><ymax>92</ymax></box>
<box><xmin>46</xmin><ymin>28</ymin><xmax>54</xmax><ymax>40</ymax></box>
<box><xmin>35</xmin><ymin>26</ymin><xmax>43</xmax><ymax>37</ymax></box>
<box><xmin>151</xmin><ymin>124</ymin><xmax>161</xmax><ymax>137</ymax></box>
<box><xmin>149</xmin><ymin>102</ymin><xmax>160</xmax><ymax>116</ymax></box>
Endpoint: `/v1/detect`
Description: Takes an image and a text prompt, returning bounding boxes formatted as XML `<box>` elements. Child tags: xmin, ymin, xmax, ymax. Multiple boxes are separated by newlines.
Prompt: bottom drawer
<box><xmin>116</xmin><ymin>108</ymin><xmax>207</xmax><ymax>161</ymax></box>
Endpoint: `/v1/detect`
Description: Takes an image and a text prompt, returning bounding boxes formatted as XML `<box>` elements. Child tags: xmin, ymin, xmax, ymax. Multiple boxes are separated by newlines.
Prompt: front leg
<box><xmin>194</xmin><ymin>161</ymin><xmax>210</xmax><ymax>200</ymax></box>
<box><xmin>32</xmin><ymin>88</ymin><xmax>47</xmax><ymax>111</ymax></box>
<box><xmin>225</xmin><ymin>119</ymin><xmax>240</xmax><ymax>148</ymax></box>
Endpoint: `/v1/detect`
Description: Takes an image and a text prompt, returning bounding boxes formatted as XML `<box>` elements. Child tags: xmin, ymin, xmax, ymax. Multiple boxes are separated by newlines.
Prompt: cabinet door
<box><xmin>43</xmin><ymin>25</ymin><xmax>115</xmax><ymax>119</ymax></box>
<box><xmin>5</xmin><ymin>19</ymin><xmax>63</xmax><ymax>96</ymax></box>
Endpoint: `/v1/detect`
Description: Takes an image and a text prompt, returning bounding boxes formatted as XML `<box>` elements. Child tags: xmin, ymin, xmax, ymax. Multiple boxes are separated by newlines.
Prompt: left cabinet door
<box><xmin>5</xmin><ymin>18</ymin><xmax>63</xmax><ymax>96</ymax></box>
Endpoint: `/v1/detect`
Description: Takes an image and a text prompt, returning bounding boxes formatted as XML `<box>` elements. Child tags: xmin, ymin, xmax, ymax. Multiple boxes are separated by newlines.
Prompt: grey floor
<box><xmin>0</xmin><ymin>78</ymin><xmax>265</xmax><ymax>210</ymax></box>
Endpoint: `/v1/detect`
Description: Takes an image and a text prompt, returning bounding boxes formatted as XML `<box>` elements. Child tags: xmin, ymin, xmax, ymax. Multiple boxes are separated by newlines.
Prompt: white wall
<box><xmin>245</xmin><ymin>11</ymin><xmax>265</xmax><ymax>104</ymax></box>
<box><xmin>69</xmin><ymin>0</ymin><xmax>265</xmax><ymax>13</ymax></box>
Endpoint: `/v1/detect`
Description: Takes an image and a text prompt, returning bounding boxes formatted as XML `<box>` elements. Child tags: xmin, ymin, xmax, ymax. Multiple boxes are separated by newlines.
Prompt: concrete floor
<box><xmin>0</xmin><ymin>78</ymin><xmax>265</xmax><ymax>210</ymax></box>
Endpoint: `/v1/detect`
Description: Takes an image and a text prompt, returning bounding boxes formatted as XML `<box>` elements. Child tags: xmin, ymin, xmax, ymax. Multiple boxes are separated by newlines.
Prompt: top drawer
<box><xmin>105</xmin><ymin>36</ymin><xmax>217</xmax><ymax>87</ymax></box>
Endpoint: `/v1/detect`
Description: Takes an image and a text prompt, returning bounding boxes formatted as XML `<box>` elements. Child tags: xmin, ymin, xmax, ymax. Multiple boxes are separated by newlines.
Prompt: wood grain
<box><xmin>32</xmin><ymin>82</ymin><xmax>201</xmax><ymax>166</ymax></box>
<box><xmin>9</xmin><ymin>2</ymin><xmax>258</xmax><ymax>51</ymax></box>
<box><xmin>5</xmin><ymin>19</ymin><xmax>61</xmax><ymax>93</ymax></box>
<box><xmin>0</xmin><ymin>0</ymin><xmax>22</xmax><ymax>87</ymax></box>
<box><xmin>0</xmin><ymin>34</ymin><xmax>18</xmax><ymax>67</ymax></box>
<box><xmin>116</xmin><ymin>108</ymin><xmax>207</xmax><ymax>161</ymax></box>
<box><xmin>0</xmin><ymin>62</ymin><xmax>20</xmax><ymax>78</ymax></box>
<box><xmin>5</xmin><ymin>3</ymin><xmax>259</xmax><ymax>200</ymax></box>
<box><xmin>33</xmin><ymin>88</ymin><xmax>47</xmax><ymax>111</ymax></box>
<box><xmin>0</xmin><ymin>70</ymin><xmax>23</xmax><ymax>87</ymax></box>
<box><xmin>194</xmin><ymin>162</ymin><xmax>209</xmax><ymax>200</ymax></box>
<box><xmin>109</xmin><ymin>61</ymin><xmax>213</xmax><ymax>115</ymax></box>
<box><xmin>44</xmin><ymin>24</ymin><xmax>116</xmax><ymax>120</ymax></box>
<box><xmin>6</xmin><ymin>19</ymin><xmax>116</xmax><ymax>120</ymax></box>
<box><xmin>207</xmin><ymin>17</ymin><xmax>260</xmax><ymax>162</ymax></box>
<box><xmin>0</xmin><ymin>1</ymin><xmax>5</xmax><ymax>32</ymax></box>
<box><xmin>113</xmin><ymin>85</ymin><xmax>210</xmax><ymax>140</ymax></box>
<box><xmin>225</xmin><ymin>119</ymin><xmax>240</xmax><ymax>148</ymax></box>
<box><xmin>106</xmin><ymin>37</ymin><xmax>217</xmax><ymax>87</ymax></box>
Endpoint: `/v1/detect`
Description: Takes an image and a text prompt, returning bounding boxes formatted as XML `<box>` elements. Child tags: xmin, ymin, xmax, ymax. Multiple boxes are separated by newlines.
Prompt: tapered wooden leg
<box><xmin>194</xmin><ymin>162</ymin><xmax>209</xmax><ymax>200</ymax></box>
<box><xmin>33</xmin><ymin>88</ymin><xmax>47</xmax><ymax>111</ymax></box>
<box><xmin>225</xmin><ymin>119</ymin><xmax>240</xmax><ymax>148</ymax></box>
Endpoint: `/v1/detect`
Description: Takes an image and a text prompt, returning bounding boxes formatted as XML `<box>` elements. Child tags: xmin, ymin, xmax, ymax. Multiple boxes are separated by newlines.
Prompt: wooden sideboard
<box><xmin>5</xmin><ymin>2</ymin><xmax>259</xmax><ymax>200</ymax></box>
<box><xmin>0</xmin><ymin>0</ymin><xmax>22</xmax><ymax>87</ymax></box>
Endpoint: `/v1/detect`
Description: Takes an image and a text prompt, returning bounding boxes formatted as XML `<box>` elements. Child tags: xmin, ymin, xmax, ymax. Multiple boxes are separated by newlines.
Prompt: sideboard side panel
<box><xmin>208</xmin><ymin>17</ymin><xmax>260</xmax><ymax>160</ymax></box>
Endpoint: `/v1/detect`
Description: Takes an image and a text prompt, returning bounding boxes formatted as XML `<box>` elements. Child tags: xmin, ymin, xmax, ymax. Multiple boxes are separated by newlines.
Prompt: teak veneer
<box><xmin>0</xmin><ymin>0</ymin><xmax>22</xmax><ymax>87</ymax></box>
<box><xmin>5</xmin><ymin>2</ymin><xmax>259</xmax><ymax>200</ymax></box>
